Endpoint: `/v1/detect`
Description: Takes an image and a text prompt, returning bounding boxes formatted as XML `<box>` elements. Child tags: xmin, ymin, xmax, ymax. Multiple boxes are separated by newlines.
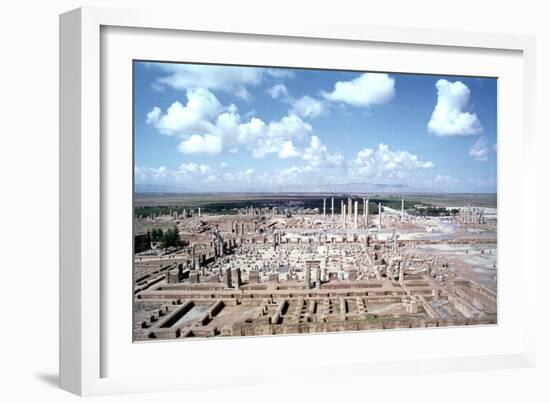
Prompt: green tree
<box><xmin>161</xmin><ymin>226</ymin><xmax>180</xmax><ymax>249</ymax></box>
<box><xmin>151</xmin><ymin>228</ymin><xmax>164</xmax><ymax>242</ymax></box>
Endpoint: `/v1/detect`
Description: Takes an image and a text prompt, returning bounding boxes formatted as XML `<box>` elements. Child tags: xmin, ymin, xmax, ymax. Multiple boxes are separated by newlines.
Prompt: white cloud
<box><xmin>267</xmin><ymin>85</ymin><xmax>326</xmax><ymax>119</ymax></box>
<box><xmin>178</xmin><ymin>134</ymin><xmax>223</xmax><ymax>155</ymax></box>
<box><xmin>151</xmin><ymin>82</ymin><xmax>164</xmax><ymax>92</ymax></box>
<box><xmin>246</xmin><ymin>114</ymin><xmax>313</xmax><ymax>159</ymax></box>
<box><xmin>204</xmin><ymin>174</ymin><xmax>221</xmax><ymax>183</ymax></box>
<box><xmin>152</xmin><ymin>88</ymin><xmax>222</xmax><ymax>136</ymax></box>
<box><xmin>470</xmin><ymin>136</ymin><xmax>489</xmax><ymax>161</ymax></box>
<box><xmin>428</xmin><ymin>79</ymin><xmax>482</xmax><ymax>136</ymax></box>
<box><xmin>155</xmin><ymin>64</ymin><xmax>264</xmax><ymax>93</ymax></box>
<box><xmin>301</xmin><ymin>135</ymin><xmax>344</xmax><ymax>168</ymax></box>
<box><xmin>135</xmin><ymin>166</ymin><xmax>171</xmax><ymax>182</ymax></box>
<box><xmin>234</xmin><ymin>87</ymin><xmax>253</xmax><ymax>101</ymax></box>
<box><xmin>267</xmin><ymin>83</ymin><xmax>288</xmax><ymax>99</ymax></box>
<box><xmin>266</xmin><ymin>114</ymin><xmax>311</xmax><ymax>140</ymax></box>
<box><xmin>152</xmin><ymin>65</ymin><xmax>295</xmax><ymax>99</ymax></box>
<box><xmin>278</xmin><ymin>140</ymin><xmax>301</xmax><ymax>159</ymax></box>
<box><xmin>350</xmin><ymin>143</ymin><xmax>434</xmax><ymax>179</ymax></box>
<box><xmin>147</xmin><ymin>88</ymin><xmax>313</xmax><ymax>157</ymax></box>
<box><xmin>146</xmin><ymin>106</ymin><xmax>161</xmax><ymax>124</ymax></box>
<box><xmin>280</xmin><ymin>165</ymin><xmax>316</xmax><ymax>177</ymax></box>
<box><xmin>322</xmin><ymin>73</ymin><xmax>395</xmax><ymax>107</ymax></box>
<box><xmin>179</xmin><ymin>163</ymin><xmax>212</xmax><ymax>174</ymax></box>
<box><xmin>135</xmin><ymin>162</ymin><xmax>229</xmax><ymax>187</ymax></box>
<box><xmin>266</xmin><ymin>69</ymin><xmax>295</xmax><ymax>79</ymax></box>
<box><xmin>292</xmin><ymin>96</ymin><xmax>325</xmax><ymax>118</ymax></box>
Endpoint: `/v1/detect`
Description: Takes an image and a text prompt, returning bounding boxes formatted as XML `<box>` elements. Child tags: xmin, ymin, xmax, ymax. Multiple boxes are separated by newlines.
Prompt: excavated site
<box><xmin>133</xmin><ymin>195</ymin><xmax>497</xmax><ymax>341</ymax></box>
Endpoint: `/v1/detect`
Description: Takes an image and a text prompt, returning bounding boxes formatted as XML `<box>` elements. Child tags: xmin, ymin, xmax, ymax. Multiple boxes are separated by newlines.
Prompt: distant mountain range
<box><xmin>135</xmin><ymin>182</ymin><xmax>433</xmax><ymax>194</ymax></box>
<box><xmin>265</xmin><ymin>182</ymin><xmax>417</xmax><ymax>194</ymax></box>
<box><xmin>134</xmin><ymin>183</ymin><xmax>194</xmax><ymax>193</ymax></box>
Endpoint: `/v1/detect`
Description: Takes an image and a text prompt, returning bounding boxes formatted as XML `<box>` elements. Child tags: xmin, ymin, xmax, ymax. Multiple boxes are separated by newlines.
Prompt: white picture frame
<box><xmin>59</xmin><ymin>6</ymin><xmax>537</xmax><ymax>396</ymax></box>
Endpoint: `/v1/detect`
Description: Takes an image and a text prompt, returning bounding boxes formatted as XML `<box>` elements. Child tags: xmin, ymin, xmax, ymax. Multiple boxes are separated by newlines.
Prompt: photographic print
<box><xmin>133</xmin><ymin>61</ymin><xmax>497</xmax><ymax>341</ymax></box>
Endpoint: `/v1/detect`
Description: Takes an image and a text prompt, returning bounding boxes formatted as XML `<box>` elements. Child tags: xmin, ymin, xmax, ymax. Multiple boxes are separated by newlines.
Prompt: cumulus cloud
<box><xmin>322</xmin><ymin>73</ymin><xmax>395</xmax><ymax>107</ymax></box>
<box><xmin>267</xmin><ymin>83</ymin><xmax>289</xmax><ymax>99</ymax></box>
<box><xmin>267</xmin><ymin>85</ymin><xmax>326</xmax><ymax>119</ymax></box>
<box><xmin>135</xmin><ymin>166</ymin><xmax>171</xmax><ymax>183</ymax></box>
<box><xmin>151</xmin><ymin>88</ymin><xmax>222</xmax><ymax>136</ymax></box>
<box><xmin>154</xmin><ymin>64</ymin><xmax>264</xmax><ymax>93</ymax></box>
<box><xmin>469</xmin><ymin>136</ymin><xmax>489</xmax><ymax>161</ymax></box>
<box><xmin>350</xmin><ymin>143</ymin><xmax>434</xmax><ymax>179</ymax></box>
<box><xmin>151</xmin><ymin>65</ymin><xmax>295</xmax><ymax>100</ymax></box>
<box><xmin>135</xmin><ymin>162</ymin><xmax>229</xmax><ymax>186</ymax></box>
<box><xmin>428</xmin><ymin>79</ymin><xmax>482</xmax><ymax>136</ymax></box>
<box><xmin>234</xmin><ymin>87</ymin><xmax>253</xmax><ymax>101</ymax></box>
<box><xmin>147</xmin><ymin>88</ymin><xmax>313</xmax><ymax>157</ymax></box>
<box><xmin>179</xmin><ymin>162</ymin><xmax>212</xmax><ymax>174</ymax></box>
<box><xmin>245</xmin><ymin>114</ymin><xmax>313</xmax><ymax>158</ymax></box>
<box><xmin>301</xmin><ymin>136</ymin><xmax>344</xmax><ymax>167</ymax></box>
<box><xmin>278</xmin><ymin>140</ymin><xmax>301</xmax><ymax>159</ymax></box>
<box><xmin>178</xmin><ymin>134</ymin><xmax>223</xmax><ymax>155</ymax></box>
<box><xmin>292</xmin><ymin>96</ymin><xmax>325</xmax><ymax>118</ymax></box>
<box><xmin>146</xmin><ymin>106</ymin><xmax>161</xmax><ymax>124</ymax></box>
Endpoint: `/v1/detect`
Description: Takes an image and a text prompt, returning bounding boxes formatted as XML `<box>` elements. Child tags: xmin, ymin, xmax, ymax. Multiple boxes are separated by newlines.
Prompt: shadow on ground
<box><xmin>35</xmin><ymin>373</ymin><xmax>59</xmax><ymax>388</ymax></box>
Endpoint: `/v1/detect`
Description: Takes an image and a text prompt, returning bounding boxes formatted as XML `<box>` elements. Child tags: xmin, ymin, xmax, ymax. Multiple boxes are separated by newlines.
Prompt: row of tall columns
<box><xmin>318</xmin><ymin>196</ymin><xmax>379</xmax><ymax>229</ymax></box>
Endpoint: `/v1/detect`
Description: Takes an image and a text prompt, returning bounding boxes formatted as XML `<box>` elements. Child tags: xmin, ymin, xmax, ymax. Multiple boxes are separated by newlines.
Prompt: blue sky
<box><xmin>134</xmin><ymin>61</ymin><xmax>497</xmax><ymax>193</ymax></box>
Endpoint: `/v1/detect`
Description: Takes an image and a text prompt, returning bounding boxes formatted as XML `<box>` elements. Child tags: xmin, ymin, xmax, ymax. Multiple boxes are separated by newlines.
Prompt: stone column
<box><xmin>365</xmin><ymin>198</ymin><xmax>369</xmax><ymax>228</ymax></box>
<box><xmin>234</xmin><ymin>268</ymin><xmax>242</xmax><ymax>289</ymax></box>
<box><xmin>378</xmin><ymin>203</ymin><xmax>382</xmax><ymax>228</ymax></box>
<box><xmin>342</xmin><ymin>205</ymin><xmax>346</xmax><ymax>229</ymax></box>
<box><xmin>401</xmin><ymin>197</ymin><xmax>405</xmax><ymax>223</ymax></box>
<box><xmin>323</xmin><ymin>198</ymin><xmax>326</xmax><ymax>217</ymax></box>
<box><xmin>331</xmin><ymin>197</ymin><xmax>334</xmax><ymax>221</ymax></box>
<box><xmin>316</xmin><ymin>267</ymin><xmax>322</xmax><ymax>289</ymax></box>
<box><xmin>224</xmin><ymin>268</ymin><xmax>232</xmax><ymax>288</ymax></box>
<box><xmin>304</xmin><ymin>268</ymin><xmax>311</xmax><ymax>289</ymax></box>
<box><xmin>354</xmin><ymin>201</ymin><xmax>358</xmax><ymax>229</ymax></box>
<box><xmin>348</xmin><ymin>198</ymin><xmax>352</xmax><ymax>219</ymax></box>
<box><xmin>190</xmin><ymin>270</ymin><xmax>200</xmax><ymax>284</ymax></box>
